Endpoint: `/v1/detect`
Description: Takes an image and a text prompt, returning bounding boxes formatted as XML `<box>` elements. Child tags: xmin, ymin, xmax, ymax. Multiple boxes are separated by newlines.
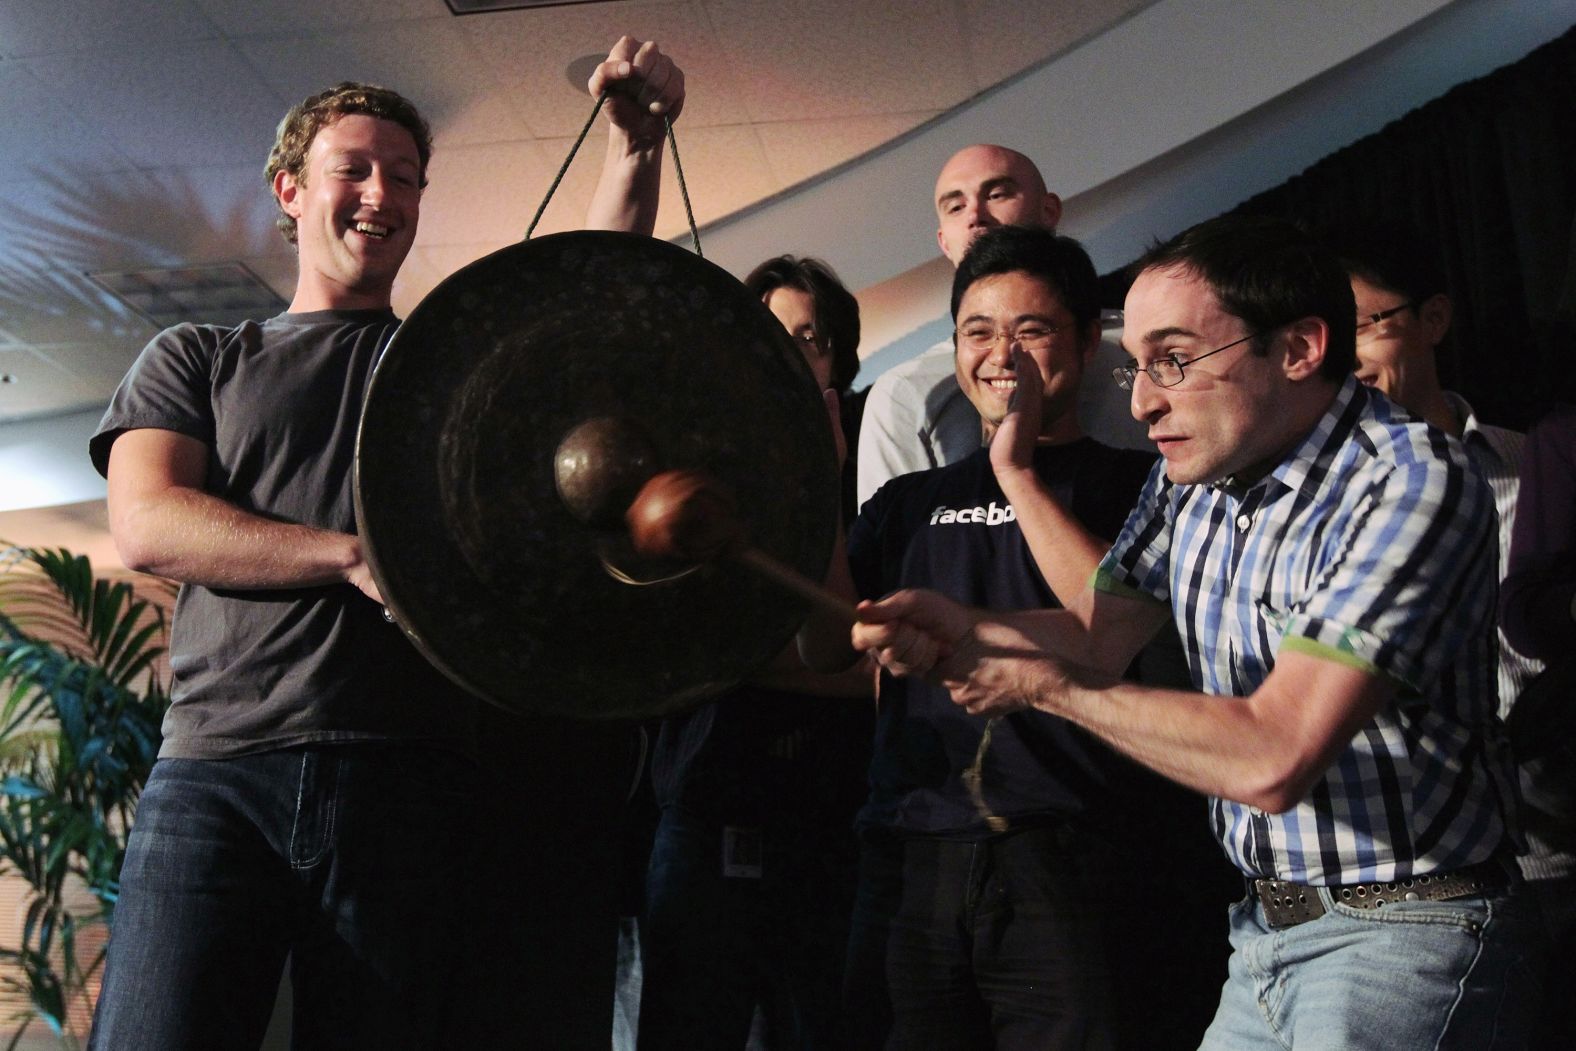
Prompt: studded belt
<box><xmin>1250</xmin><ymin>858</ymin><xmax>1507</xmax><ymax>930</ymax></box>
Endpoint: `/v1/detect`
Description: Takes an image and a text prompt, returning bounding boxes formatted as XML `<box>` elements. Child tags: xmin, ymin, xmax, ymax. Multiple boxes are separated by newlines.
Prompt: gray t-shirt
<box><xmin>91</xmin><ymin>310</ymin><xmax>477</xmax><ymax>759</ymax></box>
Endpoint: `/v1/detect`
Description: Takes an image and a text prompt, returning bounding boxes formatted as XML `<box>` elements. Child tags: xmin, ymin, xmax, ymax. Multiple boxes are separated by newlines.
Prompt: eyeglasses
<box><xmin>955</xmin><ymin>321</ymin><xmax>1071</xmax><ymax>354</ymax></box>
<box><xmin>1112</xmin><ymin>330</ymin><xmax>1260</xmax><ymax>390</ymax></box>
<box><xmin>1355</xmin><ymin>302</ymin><xmax>1414</xmax><ymax>333</ymax></box>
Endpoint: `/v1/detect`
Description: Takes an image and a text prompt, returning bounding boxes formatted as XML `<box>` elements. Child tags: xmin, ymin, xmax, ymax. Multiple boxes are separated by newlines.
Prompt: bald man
<box><xmin>855</xmin><ymin>146</ymin><xmax>1060</xmax><ymax>508</ymax></box>
<box><xmin>859</xmin><ymin>146</ymin><xmax>1153</xmax><ymax>508</ymax></box>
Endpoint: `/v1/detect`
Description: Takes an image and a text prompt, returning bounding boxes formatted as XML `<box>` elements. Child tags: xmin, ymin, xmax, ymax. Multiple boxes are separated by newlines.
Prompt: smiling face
<box><xmin>953</xmin><ymin>270</ymin><xmax>1092</xmax><ymax>443</ymax></box>
<box><xmin>1350</xmin><ymin>272</ymin><xmax>1450</xmax><ymax>408</ymax></box>
<box><xmin>934</xmin><ymin>145</ymin><xmax>1061</xmax><ymax>266</ymax></box>
<box><xmin>1122</xmin><ymin>266</ymin><xmax>1300</xmax><ymax>485</ymax></box>
<box><xmin>274</xmin><ymin>113</ymin><xmax>422</xmax><ymax>311</ymax></box>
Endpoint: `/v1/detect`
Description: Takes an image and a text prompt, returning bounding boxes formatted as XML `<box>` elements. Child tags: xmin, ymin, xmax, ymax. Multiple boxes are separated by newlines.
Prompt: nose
<box><xmin>361</xmin><ymin>170</ymin><xmax>387</xmax><ymax>207</ymax></box>
<box><xmin>986</xmin><ymin>332</ymin><xmax>1016</xmax><ymax>367</ymax></box>
<box><xmin>1129</xmin><ymin>369</ymin><xmax>1167</xmax><ymax>424</ymax></box>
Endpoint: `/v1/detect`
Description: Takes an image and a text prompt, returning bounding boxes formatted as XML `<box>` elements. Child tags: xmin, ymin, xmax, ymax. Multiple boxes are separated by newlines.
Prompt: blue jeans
<box><xmin>1200</xmin><ymin>875</ymin><xmax>1539</xmax><ymax>1050</ymax></box>
<box><xmin>88</xmin><ymin>745</ymin><xmax>480</xmax><ymax>1051</ymax></box>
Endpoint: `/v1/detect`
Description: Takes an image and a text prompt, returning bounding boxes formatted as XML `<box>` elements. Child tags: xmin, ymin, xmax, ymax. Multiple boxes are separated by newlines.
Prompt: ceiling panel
<box><xmin>0</xmin><ymin>0</ymin><xmax>220</xmax><ymax>59</ymax></box>
<box><xmin>960</xmin><ymin>0</ymin><xmax>1150</xmax><ymax>88</ymax></box>
<box><xmin>189</xmin><ymin>0</ymin><xmax>449</xmax><ymax>36</ymax></box>
<box><xmin>701</xmin><ymin>0</ymin><xmax>979</xmax><ymax>123</ymax></box>
<box><xmin>460</xmin><ymin>0</ymin><xmax>752</xmax><ymax>136</ymax></box>
<box><xmin>0</xmin><ymin>349</ymin><xmax>111</xmax><ymax>421</ymax></box>
<box><xmin>753</xmin><ymin>110</ymin><xmax>940</xmax><ymax>192</ymax></box>
<box><xmin>239</xmin><ymin>16</ymin><xmax>537</xmax><ymax>148</ymax></box>
<box><xmin>22</xmin><ymin>41</ymin><xmax>289</xmax><ymax>170</ymax></box>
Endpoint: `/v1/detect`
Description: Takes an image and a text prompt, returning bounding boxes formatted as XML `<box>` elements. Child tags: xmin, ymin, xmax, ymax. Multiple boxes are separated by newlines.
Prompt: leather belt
<box><xmin>1250</xmin><ymin>859</ymin><xmax>1507</xmax><ymax>930</ymax></box>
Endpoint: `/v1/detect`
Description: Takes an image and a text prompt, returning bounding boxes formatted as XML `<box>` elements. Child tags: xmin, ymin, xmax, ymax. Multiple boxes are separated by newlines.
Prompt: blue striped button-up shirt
<box><xmin>1096</xmin><ymin>377</ymin><xmax>1514</xmax><ymax>885</ymax></box>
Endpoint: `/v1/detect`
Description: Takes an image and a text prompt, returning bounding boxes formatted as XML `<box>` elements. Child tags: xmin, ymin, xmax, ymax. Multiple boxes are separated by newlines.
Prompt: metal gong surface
<box><xmin>354</xmin><ymin>231</ymin><xmax>839</xmax><ymax>720</ymax></box>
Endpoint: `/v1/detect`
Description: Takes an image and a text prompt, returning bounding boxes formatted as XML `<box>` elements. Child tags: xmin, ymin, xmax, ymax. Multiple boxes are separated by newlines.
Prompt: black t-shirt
<box><xmin>91</xmin><ymin>310</ymin><xmax>478</xmax><ymax>759</ymax></box>
<box><xmin>847</xmin><ymin>440</ymin><xmax>1169</xmax><ymax>837</ymax></box>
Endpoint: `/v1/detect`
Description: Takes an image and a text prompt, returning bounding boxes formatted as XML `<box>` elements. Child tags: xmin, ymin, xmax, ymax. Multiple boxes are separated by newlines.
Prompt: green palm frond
<box><xmin>0</xmin><ymin>545</ymin><xmax>168</xmax><ymax>1047</ymax></box>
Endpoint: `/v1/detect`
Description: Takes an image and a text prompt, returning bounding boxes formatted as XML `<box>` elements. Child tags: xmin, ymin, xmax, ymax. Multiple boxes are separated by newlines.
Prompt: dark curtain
<box><xmin>1106</xmin><ymin>22</ymin><xmax>1576</xmax><ymax>430</ymax></box>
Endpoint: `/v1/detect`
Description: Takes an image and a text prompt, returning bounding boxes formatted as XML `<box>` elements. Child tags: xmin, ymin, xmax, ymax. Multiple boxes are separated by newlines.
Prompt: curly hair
<box><xmin>264</xmin><ymin>82</ymin><xmax>433</xmax><ymax>245</ymax></box>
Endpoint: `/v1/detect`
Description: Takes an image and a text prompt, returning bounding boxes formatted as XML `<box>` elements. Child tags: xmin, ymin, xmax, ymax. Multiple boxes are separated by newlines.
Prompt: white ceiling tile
<box><xmin>8</xmin><ymin>165</ymin><xmax>280</xmax><ymax>272</ymax></box>
<box><xmin>0</xmin><ymin>0</ymin><xmax>219</xmax><ymax>59</ymax></box>
<box><xmin>190</xmin><ymin>0</ymin><xmax>447</xmax><ymax>36</ymax></box>
<box><xmin>29</xmin><ymin>339</ymin><xmax>148</xmax><ymax>390</ymax></box>
<box><xmin>754</xmin><ymin>111</ymin><xmax>940</xmax><ymax>190</ymax></box>
<box><xmin>459</xmin><ymin>1</ymin><xmax>750</xmax><ymax>136</ymax></box>
<box><xmin>959</xmin><ymin>0</ymin><xmax>1154</xmax><ymax>89</ymax></box>
<box><xmin>0</xmin><ymin>64</ymin><xmax>139</xmax><ymax>181</ymax></box>
<box><xmin>238</xmin><ymin>17</ymin><xmax>534</xmax><ymax>148</ymax></box>
<box><xmin>23</xmin><ymin>41</ymin><xmax>289</xmax><ymax>169</ymax></box>
<box><xmin>699</xmin><ymin>0</ymin><xmax>977</xmax><ymax>122</ymax></box>
<box><xmin>0</xmin><ymin>348</ymin><xmax>115</xmax><ymax>424</ymax></box>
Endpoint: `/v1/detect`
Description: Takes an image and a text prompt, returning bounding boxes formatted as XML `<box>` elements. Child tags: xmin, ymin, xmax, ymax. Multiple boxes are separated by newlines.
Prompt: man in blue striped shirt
<box><xmin>851</xmin><ymin>215</ymin><xmax>1534</xmax><ymax>1048</ymax></box>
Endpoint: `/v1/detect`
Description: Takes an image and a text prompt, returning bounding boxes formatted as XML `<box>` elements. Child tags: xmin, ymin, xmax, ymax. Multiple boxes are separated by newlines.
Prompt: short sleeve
<box><xmin>89</xmin><ymin>324</ymin><xmax>221</xmax><ymax>476</ymax></box>
<box><xmin>1281</xmin><ymin>452</ymin><xmax>1496</xmax><ymax>693</ymax></box>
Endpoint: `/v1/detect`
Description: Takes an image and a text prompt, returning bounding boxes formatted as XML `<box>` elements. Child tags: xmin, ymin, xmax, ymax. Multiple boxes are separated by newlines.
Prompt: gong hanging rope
<box><xmin>524</xmin><ymin>90</ymin><xmax>703</xmax><ymax>258</ymax></box>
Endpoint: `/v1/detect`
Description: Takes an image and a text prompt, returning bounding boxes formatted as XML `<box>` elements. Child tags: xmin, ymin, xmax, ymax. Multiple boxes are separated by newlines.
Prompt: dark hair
<box><xmin>744</xmin><ymin>255</ymin><xmax>861</xmax><ymax>393</ymax></box>
<box><xmin>1132</xmin><ymin>214</ymin><xmax>1356</xmax><ymax>380</ymax></box>
<box><xmin>1325</xmin><ymin>219</ymin><xmax>1449</xmax><ymax>311</ymax></box>
<box><xmin>264</xmin><ymin>82</ymin><xmax>433</xmax><ymax>245</ymax></box>
<box><xmin>949</xmin><ymin>226</ymin><xmax>1101</xmax><ymax>333</ymax></box>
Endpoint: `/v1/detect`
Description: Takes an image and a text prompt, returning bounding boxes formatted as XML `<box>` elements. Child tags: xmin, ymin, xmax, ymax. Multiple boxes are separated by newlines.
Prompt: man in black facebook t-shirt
<box><xmin>830</xmin><ymin>227</ymin><xmax>1226</xmax><ymax>1050</ymax></box>
<box><xmin>85</xmin><ymin>44</ymin><xmax>685</xmax><ymax>1051</ymax></box>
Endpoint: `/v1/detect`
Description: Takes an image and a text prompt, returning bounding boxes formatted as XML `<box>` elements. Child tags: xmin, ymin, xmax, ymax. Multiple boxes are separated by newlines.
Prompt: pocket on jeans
<box><xmin>1327</xmin><ymin>891</ymin><xmax>1489</xmax><ymax>932</ymax></box>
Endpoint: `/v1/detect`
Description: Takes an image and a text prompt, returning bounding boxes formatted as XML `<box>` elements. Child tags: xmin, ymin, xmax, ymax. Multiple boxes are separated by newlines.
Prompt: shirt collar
<box><xmin>1210</xmin><ymin>375</ymin><xmax>1364</xmax><ymax>500</ymax></box>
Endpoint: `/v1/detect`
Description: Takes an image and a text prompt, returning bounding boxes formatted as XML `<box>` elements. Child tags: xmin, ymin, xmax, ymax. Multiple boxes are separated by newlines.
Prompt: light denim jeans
<box><xmin>1199</xmin><ymin>873</ymin><xmax>1539</xmax><ymax>1050</ymax></box>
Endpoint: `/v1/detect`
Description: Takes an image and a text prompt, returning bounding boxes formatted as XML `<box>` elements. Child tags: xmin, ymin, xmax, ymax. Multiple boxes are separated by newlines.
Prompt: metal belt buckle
<box><xmin>1254</xmin><ymin>877</ymin><xmax>1325</xmax><ymax>929</ymax></box>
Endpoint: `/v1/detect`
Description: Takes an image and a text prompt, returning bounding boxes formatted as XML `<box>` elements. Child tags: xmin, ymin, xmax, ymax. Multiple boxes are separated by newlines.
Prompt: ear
<box><xmin>1280</xmin><ymin>317</ymin><xmax>1328</xmax><ymax>382</ymax></box>
<box><xmin>1418</xmin><ymin>292</ymin><xmax>1453</xmax><ymax>350</ymax></box>
<box><xmin>273</xmin><ymin>168</ymin><xmax>302</xmax><ymax>219</ymax></box>
<box><xmin>1079</xmin><ymin>319</ymin><xmax>1102</xmax><ymax>365</ymax></box>
<box><xmin>1041</xmin><ymin>192</ymin><xmax>1063</xmax><ymax>231</ymax></box>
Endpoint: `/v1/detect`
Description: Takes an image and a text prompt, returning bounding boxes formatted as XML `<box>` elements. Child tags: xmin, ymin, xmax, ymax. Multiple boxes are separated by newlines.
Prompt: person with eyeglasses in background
<box><xmin>1329</xmin><ymin>219</ymin><xmax>1571</xmax><ymax>1048</ymax></box>
<box><xmin>634</xmin><ymin>255</ymin><xmax>875</xmax><ymax>1051</ymax></box>
<box><xmin>801</xmin><ymin>225</ymin><xmax>1229</xmax><ymax>1051</ymax></box>
<box><xmin>843</xmin><ymin>214</ymin><xmax>1537</xmax><ymax>1050</ymax></box>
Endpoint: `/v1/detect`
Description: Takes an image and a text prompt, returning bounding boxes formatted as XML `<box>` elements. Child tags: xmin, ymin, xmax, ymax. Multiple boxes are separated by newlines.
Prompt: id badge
<box><xmin>722</xmin><ymin>826</ymin><xmax>763</xmax><ymax>879</ymax></box>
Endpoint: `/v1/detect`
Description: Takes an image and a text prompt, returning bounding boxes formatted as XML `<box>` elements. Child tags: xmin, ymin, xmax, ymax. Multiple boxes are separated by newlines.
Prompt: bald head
<box><xmin>934</xmin><ymin>144</ymin><xmax>1061</xmax><ymax>266</ymax></box>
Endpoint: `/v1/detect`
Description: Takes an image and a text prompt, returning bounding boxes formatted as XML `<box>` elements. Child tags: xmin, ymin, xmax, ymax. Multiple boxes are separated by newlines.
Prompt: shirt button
<box><xmin>1236</xmin><ymin>513</ymin><xmax>1252</xmax><ymax>531</ymax></box>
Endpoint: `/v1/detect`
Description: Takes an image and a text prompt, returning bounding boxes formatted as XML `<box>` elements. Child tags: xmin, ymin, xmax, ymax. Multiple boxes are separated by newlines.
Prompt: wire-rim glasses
<box><xmin>1355</xmin><ymin>302</ymin><xmax>1415</xmax><ymax>334</ymax></box>
<box><xmin>1112</xmin><ymin>330</ymin><xmax>1261</xmax><ymax>390</ymax></box>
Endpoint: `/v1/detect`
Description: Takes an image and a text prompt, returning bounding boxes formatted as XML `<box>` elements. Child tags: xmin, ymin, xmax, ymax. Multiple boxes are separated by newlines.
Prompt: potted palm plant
<box><xmin>0</xmin><ymin>547</ymin><xmax>169</xmax><ymax>1050</ymax></box>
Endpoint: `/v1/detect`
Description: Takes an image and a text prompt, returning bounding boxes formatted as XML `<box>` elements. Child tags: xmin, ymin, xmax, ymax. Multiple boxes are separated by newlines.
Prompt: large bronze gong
<box><xmin>355</xmin><ymin>232</ymin><xmax>839</xmax><ymax>720</ymax></box>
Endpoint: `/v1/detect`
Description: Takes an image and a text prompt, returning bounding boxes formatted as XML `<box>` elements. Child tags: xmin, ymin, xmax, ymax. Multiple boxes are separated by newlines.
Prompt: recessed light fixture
<box><xmin>86</xmin><ymin>262</ymin><xmax>288</xmax><ymax>331</ymax></box>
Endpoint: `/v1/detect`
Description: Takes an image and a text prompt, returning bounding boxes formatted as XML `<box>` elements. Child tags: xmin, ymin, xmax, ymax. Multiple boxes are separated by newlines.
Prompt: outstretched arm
<box><xmin>106</xmin><ymin>428</ymin><xmax>382</xmax><ymax>602</ymax></box>
<box><xmin>855</xmin><ymin>586</ymin><xmax>1390</xmax><ymax>813</ymax></box>
<box><xmin>584</xmin><ymin>36</ymin><xmax>686</xmax><ymax>235</ymax></box>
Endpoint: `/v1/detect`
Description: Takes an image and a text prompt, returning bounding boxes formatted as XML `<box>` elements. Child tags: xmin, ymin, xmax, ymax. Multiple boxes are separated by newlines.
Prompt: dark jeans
<box><xmin>844</xmin><ymin>824</ymin><xmax>1230</xmax><ymax>1051</ymax></box>
<box><xmin>843</xmin><ymin>825</ymin><xmax>1117</xmax><ymax>1051</ymax></box>
<box><xmin>88</xmin><ymin>745</ymin><xmax>480</xmax><ymax>1051</ymax></box>
<box><xmin>637</xmin><ymin>804</ymin><xmax>858</xmax><ymax>1051</ymax></box>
